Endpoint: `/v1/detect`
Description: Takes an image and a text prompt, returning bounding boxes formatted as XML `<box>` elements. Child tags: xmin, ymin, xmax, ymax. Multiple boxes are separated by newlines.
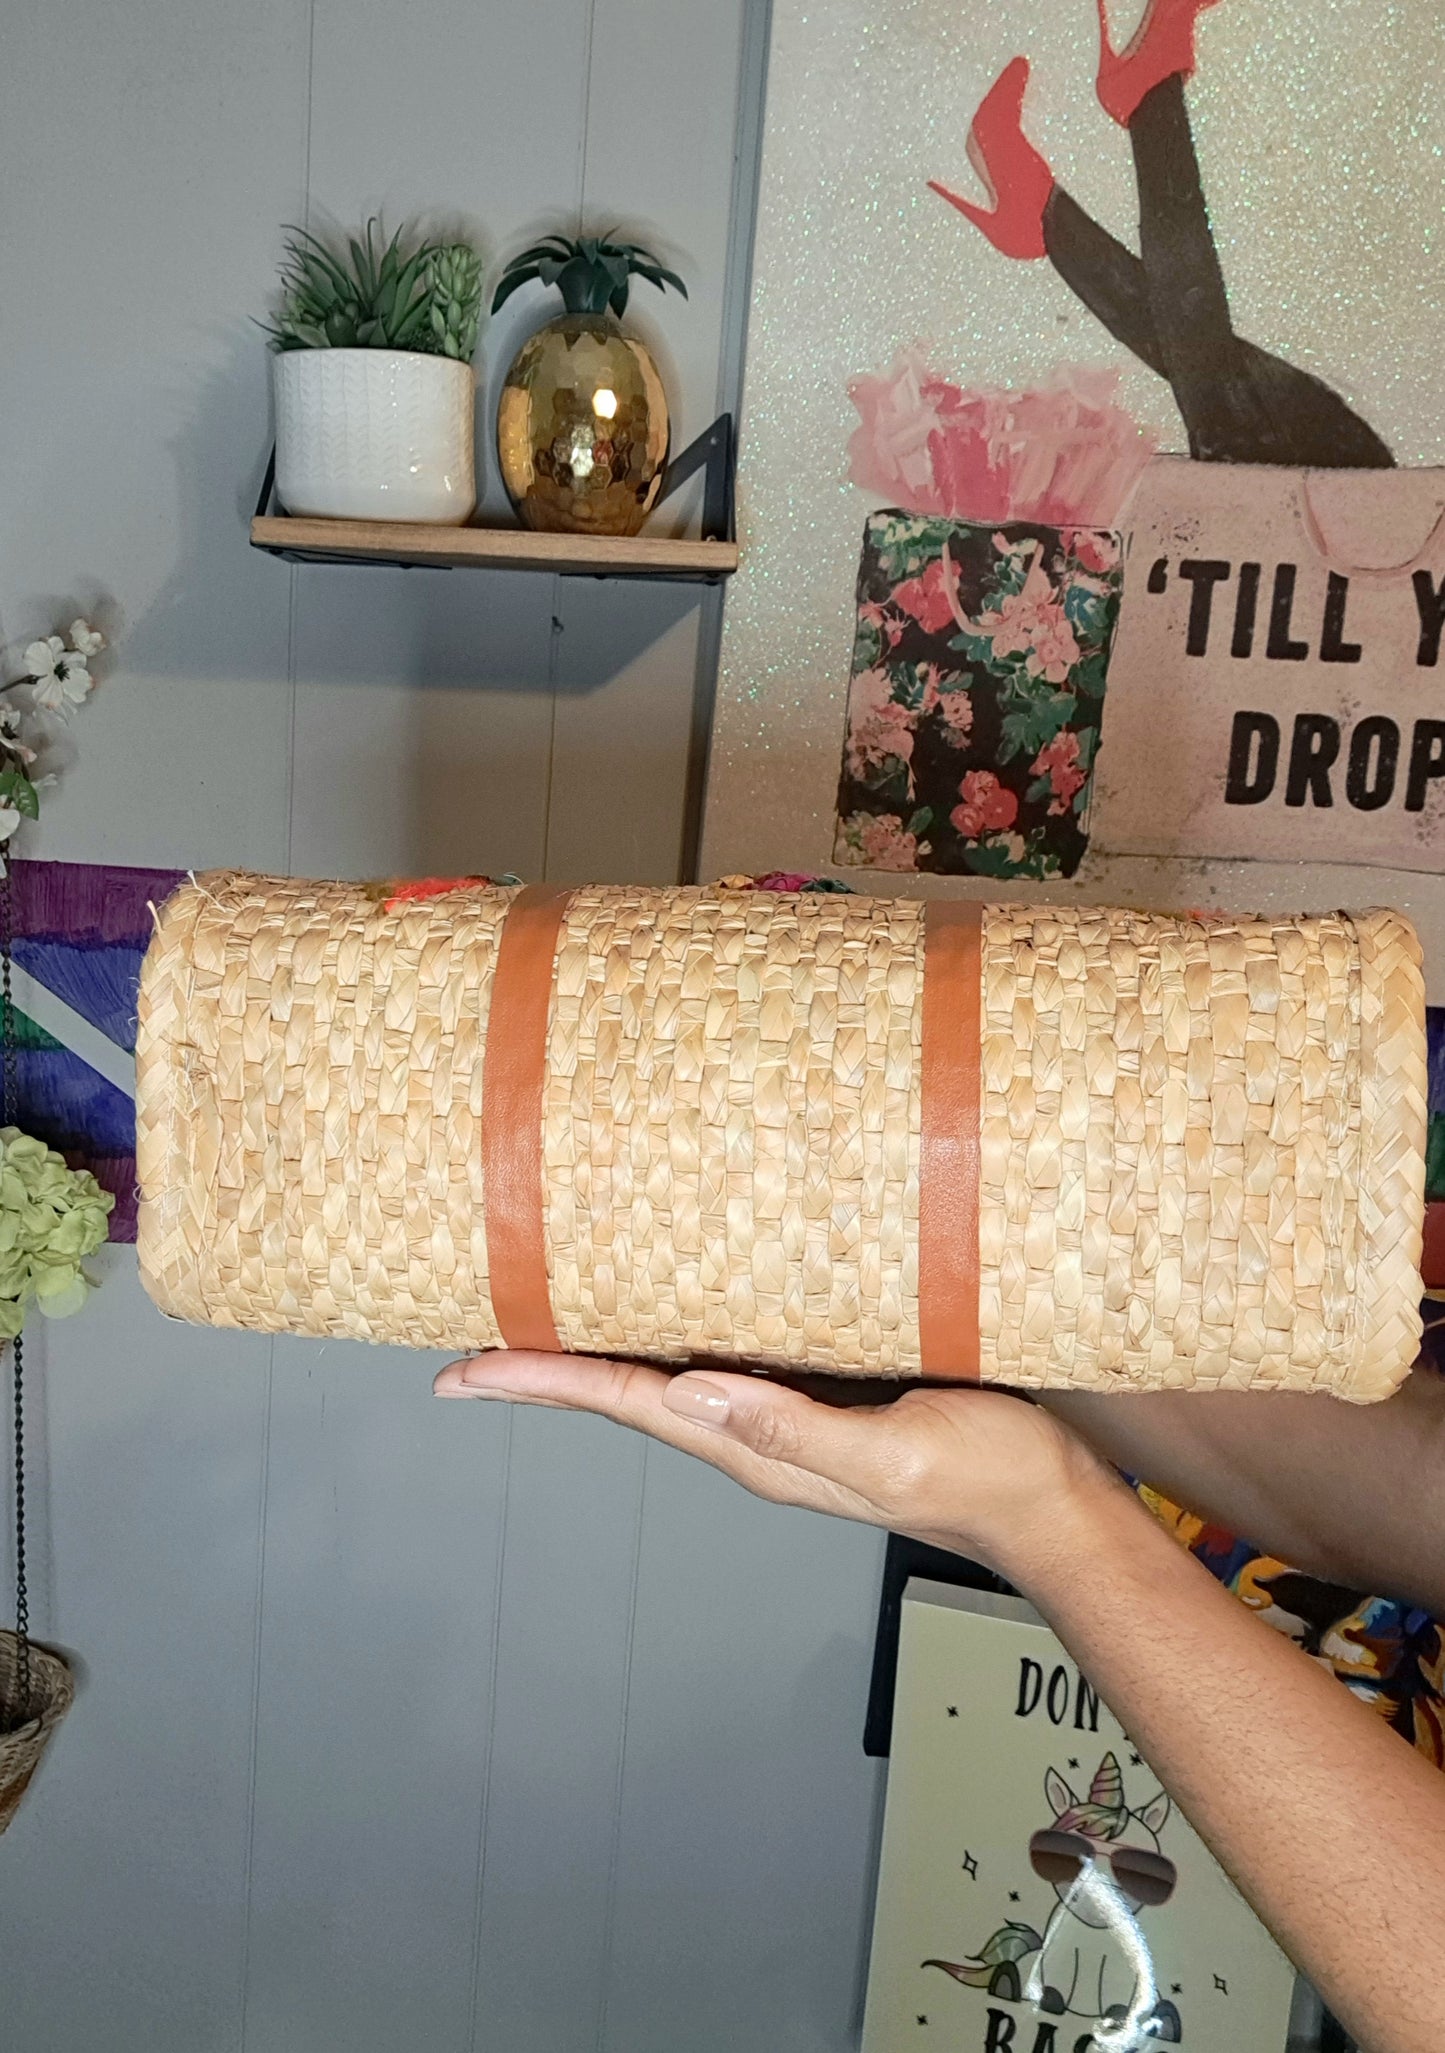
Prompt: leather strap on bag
<box><xmin>918</xmin><ymin>901</ymin><xmax>984</xmax><ymax>1381</ymax></box>
<box><xmin>481</xmin><ymin>887</ymin><xmax>981</xmax><ymax>1369</ymax></box>
<box><xmin>481</xmin><ymin>885</ymin><xmax>572</xmax><ymax>1351</ymax></box>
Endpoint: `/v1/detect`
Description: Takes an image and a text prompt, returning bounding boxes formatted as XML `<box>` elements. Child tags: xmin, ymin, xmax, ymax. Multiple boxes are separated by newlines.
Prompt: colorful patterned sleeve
<box><xmin>1136</xmin><ymin>1478</ymin><xmax>1445</xmax><ymax>1770</ymax></box>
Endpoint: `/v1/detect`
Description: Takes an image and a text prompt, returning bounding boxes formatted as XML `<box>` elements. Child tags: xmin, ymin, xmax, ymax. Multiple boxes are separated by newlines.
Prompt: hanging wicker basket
<box><xmin>0</xmin><ymin>1631</ymin><xmax>73</xmax><ymax>1834</ymax></box>
<box><xmin>136</xmin><ymin>874</ymin><xmax>1426</xmax><ymax>1401</ymax></box>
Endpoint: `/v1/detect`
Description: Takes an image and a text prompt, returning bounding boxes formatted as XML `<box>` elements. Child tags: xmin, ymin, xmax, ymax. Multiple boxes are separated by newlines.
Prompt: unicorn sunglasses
<box><xmin>1028</xmin><ymin>1829</ymin><xmax>1178</xmax><ymax>1907</ymax></box>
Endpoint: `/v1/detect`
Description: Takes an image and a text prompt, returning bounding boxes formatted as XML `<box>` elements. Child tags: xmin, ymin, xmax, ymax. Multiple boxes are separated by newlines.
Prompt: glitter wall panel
<box><xmin>703</xmin><ymin>0</ymin><xmax>1445</xmax><ymax>918</ymax></box>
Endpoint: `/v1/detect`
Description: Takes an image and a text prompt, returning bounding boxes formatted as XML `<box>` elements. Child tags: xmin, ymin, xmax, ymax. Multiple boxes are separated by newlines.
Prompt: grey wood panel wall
<box><xmin>0</xmin><ymin>0</ymin><xmax>890</xmax><ymax>2047</ymax></box>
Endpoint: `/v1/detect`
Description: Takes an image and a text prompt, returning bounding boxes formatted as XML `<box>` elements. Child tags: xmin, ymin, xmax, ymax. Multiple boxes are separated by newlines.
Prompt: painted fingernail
<box><xmin>662</xmin><ymin>1375</ymin><xmax>731</xmax><ymax>1430</ymax></box>
<box><xmin>436</xmin><ymin>1386</ymin><xmax>507</xmax><ymax>1400</ymax></box>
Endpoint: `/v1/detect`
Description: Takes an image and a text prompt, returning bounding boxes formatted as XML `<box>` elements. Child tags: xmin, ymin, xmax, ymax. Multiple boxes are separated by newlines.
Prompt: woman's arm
<box><xmin>1000</xmin><ymin>1462</ymin><xmax>1445</xmax><ymax>2053</ymax></box>
<box><xmin>438</xmin><ymin>1353</ymin><xmax>1445</xmax><ymax>2052</ymax></box>
<box><xmin>1040</xmin><ymin>1371</ymin><xmax>1445</xmax><ymax>1616</ymax></box>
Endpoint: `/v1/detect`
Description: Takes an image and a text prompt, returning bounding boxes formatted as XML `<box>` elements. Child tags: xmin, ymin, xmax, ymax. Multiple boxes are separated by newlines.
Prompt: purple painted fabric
<box><xmin>9</xmin><ymin>858</ymin><xmax>185</xmax><ymax>945</ymax></box>
<box><xmin>1428</xmin><ymin>1008</ymin><xmax>1445</xmax><ymax>1116</ymax></box>
<box><xmin>8</xmin><ymin>859</ymin><xmax>186</xmax><ymax>1243</ymax></box>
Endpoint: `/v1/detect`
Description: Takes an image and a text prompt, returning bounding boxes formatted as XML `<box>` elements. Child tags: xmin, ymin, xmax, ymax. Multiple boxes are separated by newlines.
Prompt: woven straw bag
<box><xmin>0</xmin><ymin>1633</ymin><xmax>73</xmax><ymax>1834</ymax></box>
<box><xmin>136</xmin><ymin>874</ymin><xmax>1425</xmax><ymax>1401</ymax></box>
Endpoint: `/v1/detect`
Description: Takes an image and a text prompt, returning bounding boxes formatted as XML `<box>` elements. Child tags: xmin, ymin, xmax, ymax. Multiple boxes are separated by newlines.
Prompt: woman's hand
<box><xmin>434</xmin><ymin>1352</ymin><xmax>1116</xmax><ymax>1580</ymax></box>
<box><xmin>437</xmin><ymin>1353</ymin><xmax>1445</xmax><ymax>2048</ymax></box>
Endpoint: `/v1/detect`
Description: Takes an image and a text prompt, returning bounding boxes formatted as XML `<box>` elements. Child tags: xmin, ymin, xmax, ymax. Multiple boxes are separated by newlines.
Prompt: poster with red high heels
<box><xmin>702</xmin><ymin>0</ymin><xmax>1445</xmax><ymax>889</ymax></box>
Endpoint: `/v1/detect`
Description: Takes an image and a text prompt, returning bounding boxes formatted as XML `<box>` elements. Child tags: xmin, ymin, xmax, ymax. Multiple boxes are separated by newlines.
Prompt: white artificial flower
<box><xmin>0</xmin><ymin>803</ymin><xmax>23</xmax><ymax>843</ymax></box>
<box><xmin>0</xmin><ymin>708</ymin><xmax>35</xmax><ymax>765</ymax></box>
<box><xmin>23</xmin><ymin>636</ymin><xmax>65</xmax><ymax>680</ymax></box>
<box><xmin>31</xmin><ymin>657</ymin><xmax>91</xmax><ymax>713</ymax></box>
<box><xmin>22</xmin><ymin>629</ymin><xmax>97</xmax><ymax>712</ymax></box>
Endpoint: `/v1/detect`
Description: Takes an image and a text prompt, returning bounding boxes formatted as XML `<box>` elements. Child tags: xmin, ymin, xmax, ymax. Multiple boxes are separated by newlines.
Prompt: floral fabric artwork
<box><xmin>834</xmin><ymin>513</ymin><xmax>1123</xmax><ymax>880</ymax></box>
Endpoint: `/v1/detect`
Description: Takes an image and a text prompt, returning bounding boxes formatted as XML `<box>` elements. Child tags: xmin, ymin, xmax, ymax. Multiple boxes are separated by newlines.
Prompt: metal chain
<box><xmin>0</xmin><ymin>857</ymin><xmax>30</xmax><ymax>1723</ymax></box>
<box><xmin>8</xmin><ymin>1334</ymin><xmax>26</xmax><ymax>1723</ymax></box>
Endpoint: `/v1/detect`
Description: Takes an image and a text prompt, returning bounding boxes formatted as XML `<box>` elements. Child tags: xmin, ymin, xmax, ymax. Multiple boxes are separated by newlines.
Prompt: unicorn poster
<box><xmin>861</xmin><ymin>1582</ymin><xmax>1296</xmax><ymax>2052</ymax></box>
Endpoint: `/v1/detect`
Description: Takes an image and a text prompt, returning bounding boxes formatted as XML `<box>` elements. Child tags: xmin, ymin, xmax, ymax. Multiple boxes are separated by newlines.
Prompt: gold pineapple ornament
<box><xmin>493</xmin><ymin>234</ymin><xmax>685</xmax><ymax>537</ymax></box>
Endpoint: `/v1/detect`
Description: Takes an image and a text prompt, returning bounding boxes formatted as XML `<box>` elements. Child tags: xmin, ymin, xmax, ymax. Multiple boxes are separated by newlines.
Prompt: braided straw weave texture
<box><xmin>0</xmin><ymin>1635</ymin><xmax>73</xmax><ymax>1835</ymax></box>
<box><xmin>135</xmin><ymin>876</ymin><xmax>1425</xmax><ymax>1400</ymax></box>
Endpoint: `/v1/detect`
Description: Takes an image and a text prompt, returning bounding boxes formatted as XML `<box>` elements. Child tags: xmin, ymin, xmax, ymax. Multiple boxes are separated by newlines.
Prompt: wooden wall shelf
<box><xmin>249</xmin><ymin>515</ymin><xmax>739</xmax><ymax>583</ymax></box>
<box><xmin>249</xmin><ymin>413</ymin><xmax>738</xmax><ymax>584</ymax></box>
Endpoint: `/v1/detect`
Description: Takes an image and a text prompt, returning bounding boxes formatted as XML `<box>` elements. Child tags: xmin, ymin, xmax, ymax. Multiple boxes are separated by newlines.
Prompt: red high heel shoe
<box><xmin>1096</xmin><ymin>0</ymin><xmax>1222</xmax><ymax>126</ymax></box>
<box><xmin>929</xmin><ymin>57</ymin><xmax>1054</xmax><ymax>261</ymax></box>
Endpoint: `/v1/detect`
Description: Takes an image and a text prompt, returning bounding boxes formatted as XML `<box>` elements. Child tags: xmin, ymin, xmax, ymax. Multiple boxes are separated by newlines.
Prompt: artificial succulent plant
<box><xmin>266</xmin><ymin>220</ymin><xmax>483</xmax><ymax>360</ymax></box>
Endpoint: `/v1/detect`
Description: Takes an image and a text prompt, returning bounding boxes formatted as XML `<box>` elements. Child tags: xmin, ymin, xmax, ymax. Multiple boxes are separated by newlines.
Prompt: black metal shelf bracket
<box><xmin>657</xmin><ymin>412</ymin><xmax>736</xmax><ymax>546</ymax></box>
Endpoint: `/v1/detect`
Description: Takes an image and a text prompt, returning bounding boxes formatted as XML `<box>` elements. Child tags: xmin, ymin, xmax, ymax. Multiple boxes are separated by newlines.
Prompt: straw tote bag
<box><xmin>1094</xmin><ymin>458</ymin><xmax>1445</xmax><ymax>872</ymax></box>
<box><xmin>136</xmin><ymin>874</ymin><xmax>1425</xmax><ymax>1401</ymax></box>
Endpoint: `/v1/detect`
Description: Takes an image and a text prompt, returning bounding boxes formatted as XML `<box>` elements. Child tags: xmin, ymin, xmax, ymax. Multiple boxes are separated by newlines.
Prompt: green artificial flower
<box><xmin>49</xmin><ymin>1207</ymin><xmax>100</xmax><ymax>1258</ymax></box>
<box><xmin>0</xmin><ymin>1126</ymin><xmax>113</xmax><ymax>1337</ymax></box>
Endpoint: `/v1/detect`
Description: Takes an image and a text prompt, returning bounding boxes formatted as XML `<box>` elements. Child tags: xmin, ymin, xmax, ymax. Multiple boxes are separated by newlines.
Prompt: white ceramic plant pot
<box><xmin>273</xmin><ymin>348</ymin><xmax>476</xmax><ymax>524</ymax></box>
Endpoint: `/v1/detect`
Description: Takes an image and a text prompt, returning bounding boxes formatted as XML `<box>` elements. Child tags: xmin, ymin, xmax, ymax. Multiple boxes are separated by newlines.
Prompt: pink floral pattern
<box><xmin>891</xmin><ymin>558</ymin><xmax>958</xmax><ymax>636</ymax></box>
<box><xmin>835</xmin><ymin>513</ymin><xmax>1123</xmax><ymax>880</ymax></box>
<box><xmin>835</xmin><ymin>811</ymin><xmax>928</xmax><ymax>872</ymax></box>
<box><xmin>1032</xmin><ymin>730</ymin><xmax>1089</xmax><ymax>815</ymax></box>
<box><xmin>951</xmin><ymin>770</ymin><xmax>1020</xmax><ymax>839</ymax></box>
<box><xmin>963</xmin><ymin>553</ymin><xmax>1083</xmax><ymax>683</ymax></box>
<box><xmin>843</xmin><ymin>667</ymin><xmax>917</xmax><ymax>781</ymax></box>
<box><xmin>1063</xmin><ymin>528</ymin><xmax>1121</xmax><ymax>577</ymax></box>
<box><xmin>936</xmin><ymin>690</ymin><xmax>974</xmax><ymax>743</ymax></box>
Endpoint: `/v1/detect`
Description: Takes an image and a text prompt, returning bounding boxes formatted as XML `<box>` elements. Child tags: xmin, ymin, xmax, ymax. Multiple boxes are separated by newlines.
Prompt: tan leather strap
<box><xmin>482</xmin><ymin>885</ymin><xmax>572</xmax><ymax>1351</ymax></box>
<box><xmin>918</xmin><ymin>901</ymin><xmax>984</xmax><ymax>1381</ymax></box>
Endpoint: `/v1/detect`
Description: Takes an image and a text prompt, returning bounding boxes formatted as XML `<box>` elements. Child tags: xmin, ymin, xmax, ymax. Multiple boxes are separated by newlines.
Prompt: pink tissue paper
<box><xmin>846</xmin><ymin>352</ymin><xmax>1158</xmax><ymax>528</ymax></box>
